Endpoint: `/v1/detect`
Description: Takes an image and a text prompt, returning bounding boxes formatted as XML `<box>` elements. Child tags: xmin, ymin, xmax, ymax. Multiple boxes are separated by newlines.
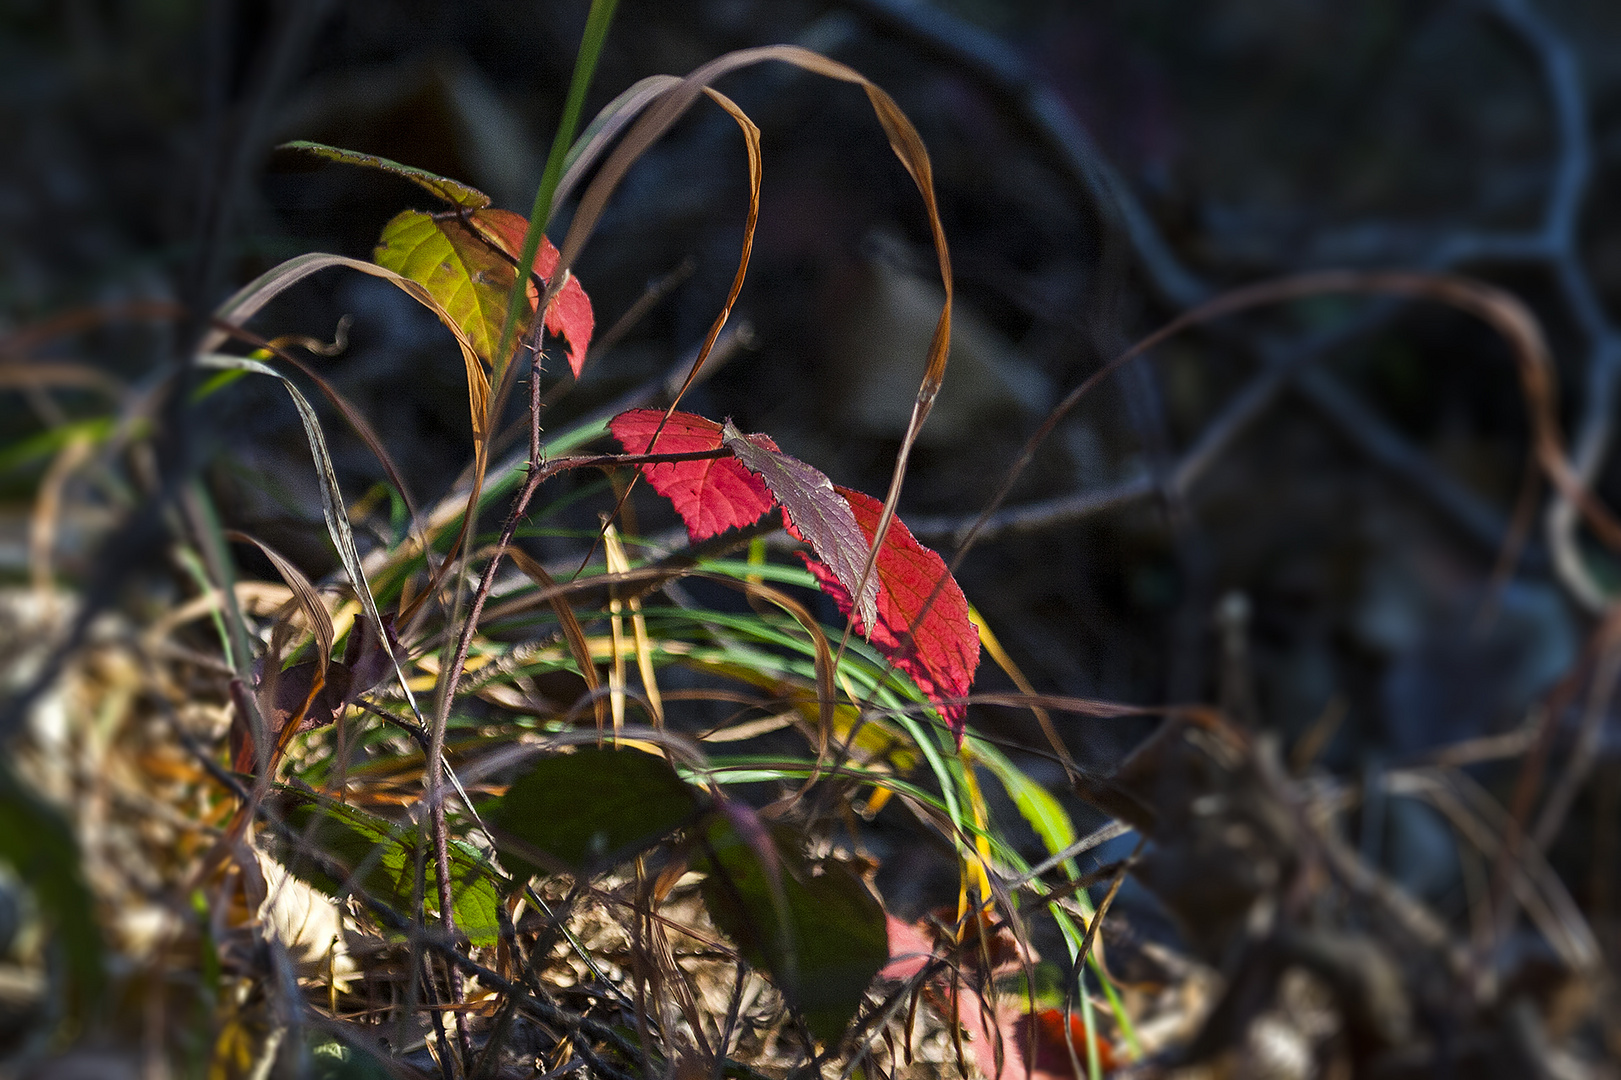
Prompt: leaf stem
<box><xmin>428</xmin><ymin>8</ymin><xmax>619</xmax><ymax>1063</ymax></box>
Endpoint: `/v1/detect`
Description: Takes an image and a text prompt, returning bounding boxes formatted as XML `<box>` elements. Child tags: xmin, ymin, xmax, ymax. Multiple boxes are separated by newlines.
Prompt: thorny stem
<box><xmin>427</xmin><ymin>354</ymin><xmax>706</xmax><ymax>1066</ymax></box>
<box><xmin>441</xmin><ymin>369</ymin><xmax>539</xmax><ymax>1068</ymax></box>
<box><xmin>425</xmin><ymin>358</ymin><xmax>545</xmax><ymax>1072</ymax></box>
<box><xmin>428</xmin><ymin>392</ymin><xmax>744</xmax><ymax>762</ymax></box>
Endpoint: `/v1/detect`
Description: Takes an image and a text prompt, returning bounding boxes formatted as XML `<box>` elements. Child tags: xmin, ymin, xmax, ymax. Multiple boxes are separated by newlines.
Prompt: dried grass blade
<box><xmin>198</xmin><ymin>251</ymin><xmax>491</xmax><ymax>630</ymax></box>
<box><xmin>554</xmin><ymin>75</ymin><xmax>682</xmax><ymax>216</ymax></box>
<box><xmin>0</xmin><ymin>361</ymin><xmax>125</xmax><ymax>397</ymax></box>
<box><xmin>194</xmin><ymin>353</ymin><xmax>417</xmax><ymax>720</ymax></box>
<box><xmin>721</xmin><ymin>577</ymin><xmax>836</xmax><ymax>767</ymax></box>
<box><xmin>603</xmin><ymin>524</ymin><xmax>664</xmax><ymax>726</ymax></box>
<box><xmin>661</xmin><ymin>88</ymin><xmax>760</xmax><ymax>416</ymax></box>
<box><xmin>971</xmin><ymin>606</ymin><xmax>1077</xmax><ymax>783</ymax></box>
<box><xmin>273</xmin><ymin>351</ymin><xmax>427</xmax><ymax>558</ymax></box>
<box><xmin>484</xmin><ymin>563</ymin><xmax>835</xmax><ymax>749</ymax></box>
<box><xmin>576</xmin><ymin>83</ymin><xmax>761</xmax><ymax>571</ymax></box>
<box><xmin>604</xmin><ymin>523</ymin><xmax>629</xmax><ymax>734</ymax></box>
<box><xmin>545</xmin><ymin>46</ymin><xmax>953</xmax><ymax>630</ymax></box>
<box><xmin>223</xmin><ymin>529</ymin><xmax>335</xmax><ymax>681</ymax></box>
<box><xmin>506</xmin><ymin>548</ymin><xmax>607</xmax><ymax>729</ymax></box>
<box><xmin>629</xmin><ymin>598</ymin><xmax>663</xmax><ymax>727</ymax></box>
<box><xmin>0</xmin><ymin>299</ymin><xmax>183</xmax><ymax>360</ymax></box>
<box><xmin>29</xmin><ymin>434</ymin><xmax>92</xmax><ymax>607</ymax></box>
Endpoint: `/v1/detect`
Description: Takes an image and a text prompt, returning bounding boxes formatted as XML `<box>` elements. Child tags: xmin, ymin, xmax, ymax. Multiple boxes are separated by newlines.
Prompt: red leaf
<box><xmin>722</xmin><ymin>420</ymin><xmax>879</xmax><ymax>631</ymax></box>
<box><xmin>881</xmin><ymin>915</ymin><xmax>1116</xmax><ymax>1078</ymax></box>
<box><xmin>610</xmin><ymin>409</ymin><xmax>979</xmax><ymax>735</ymax></box>
<box><xmin>879</xmin><ymin>914</ymin><xmax>936</xmax><ymax>982</ymax></box>
<box><xmin>608</xmin><ymin>410</ymin><xmax>778</xmax><ymax>542</ymax></box>
<box><xmin>957</xmin><ymin>1006</ymin><xmax>1120</xmax><ymax>1080</ymax></box>
<box><xmin>471</xmin><ymin>208</ymin><xmax>594</xmax><ymax>378</ymax></box>
<box><xmin>800</xmin><ymin>488</ymin><xmax>979</xmax><ymax>738</ymax></box>
<box><xmin>1011</xmin><ymin>1009</ymin><xmax>1119</xmax><ymax>1077</ymax></box>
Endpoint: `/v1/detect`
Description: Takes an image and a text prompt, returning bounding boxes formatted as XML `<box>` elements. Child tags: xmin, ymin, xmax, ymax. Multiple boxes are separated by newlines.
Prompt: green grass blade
<box><xmin>493</xmin><ymin>0</ymin><xmax>621</xmax><ymax>387</ymax></box>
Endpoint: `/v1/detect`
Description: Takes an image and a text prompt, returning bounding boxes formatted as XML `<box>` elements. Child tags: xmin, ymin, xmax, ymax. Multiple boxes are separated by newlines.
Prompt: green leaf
<box><xmin>280</xmin><ymin>141</ymin><xmax>491</xmax><ymax>209</ymax></box>
<box><xmin>696</xmin><ymin>815</ymin><xmax>888</xmax><ymax>1046</ymax></box>
<box><xmin>307</xmin><ymin>1035</ymin><xmax>395</xmax><ymax>1080</ymax></box>
<box><xmin>485</xmin><ymin>747</ymin><xmax>702</xmax><ymax>876</ymax></box>
<box><xmin>268</xmin><ymin>789</ymin><xmax>504</xmax><ymax>947</ymax></box>
<box><xmin>371</xmin><ymin>207</ymin><xmax>594</xmax><ymax>383</ymax></box>
<box><xmin>0</xmin><ymin>761</ymin><xmax>104</xmax><ymax>1020</ymax></box>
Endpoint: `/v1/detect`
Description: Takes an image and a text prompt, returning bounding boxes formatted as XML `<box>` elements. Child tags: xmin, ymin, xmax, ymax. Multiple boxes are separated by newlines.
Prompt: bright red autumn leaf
<box><xmin>610</xmin><ymin>410</ymin><xmax>979</xmax><ymax>735</ymax></box>
<box><xmin>608</xmin><ymin>409</ymin><xmax>777</xmax><ymax>542</ymax></box>
<box><xmin>470</xmin><ymin>208</ymin><xmax>595</xmax><ymax>378</ymax></box>
<box><xmin>799</xmin><ymin>487</ymin><xmax>979</xmax><ymax>738</ymax></box>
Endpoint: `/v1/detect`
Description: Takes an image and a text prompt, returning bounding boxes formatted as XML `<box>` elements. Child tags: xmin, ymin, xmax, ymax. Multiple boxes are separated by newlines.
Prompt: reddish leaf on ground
<box><xmin>881</xmin><ymin>915</ymin><xmax>1116</xmax><ymax>1078</ymax></box>
<box><xmin>954</xmin><ymin>1005</ymin><xmax>1121</xmax><ymax>1080</ymax></box>
<box><xmin>929</xmin><ymin>904</ymin><xmax>1030</xmax><ymax>974</ymax></box>
<box><xmin>800</xmin><ymin>487</ymin><xmax>979</xmax><ymax>738</ymax></box>
<box><xmin>469</xmin><ymin>208</ymin><xmax>595</xmax><ymax>378</ymax></box>
<box><xmin>722</xmin><ymin>420</ymin><xmax>878</xmax><ymax>631</ymax></box>
<box><xmin>879</xmin><ymin>914</ymin><xmax>937</xmax><ymax>982</ymax></box>
<box><xmin>1011</xmin><ymin>1009</ymin><xmax>1120</xmax><ymax>1078</ymax></box>
<box><xmin>608</xmin><ymin>410</ymin><xmax>777</xmax><ymax>542</ymax></box>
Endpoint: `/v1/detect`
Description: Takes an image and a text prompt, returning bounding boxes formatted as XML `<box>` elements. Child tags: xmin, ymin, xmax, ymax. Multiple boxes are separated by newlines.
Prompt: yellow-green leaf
<box><xmin>373</xmin><ymin>209</ymin><xmax>521</xmax><ymax>369</ymax></box>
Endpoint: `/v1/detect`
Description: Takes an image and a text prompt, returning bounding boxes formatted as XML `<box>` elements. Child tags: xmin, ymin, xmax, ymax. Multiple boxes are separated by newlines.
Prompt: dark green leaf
<box><xmin>0</xmin><ymin>762</ymin><xmax>104</xmax><ymax>1021</ymax></box>
<box><xmin>280</xmin><ymin>141</ymin><xmax>491</xmax><ymax>209</ymax></box>
<box><xmin>485</xmin><ymin>747</ymin><xmax>702</xmax><ymax>877</ymax></box>
<box><xmin>268</xmin><ymin>789</ymin><xmax>504</xmax><ymax>946</ymax></box>
<box><xmin>696</xmin><ymin>815</ymin><xmax>889</xmax><ymax>1046</ymax></box>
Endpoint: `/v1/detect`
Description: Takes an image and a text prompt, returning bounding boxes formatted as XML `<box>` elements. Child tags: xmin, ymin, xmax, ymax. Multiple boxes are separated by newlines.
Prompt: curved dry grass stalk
<box><xmin>28</xmin><ymin>433</ymin><xmax>93</xmax><ymax>608</ymax></box>
<box><xmin>199</xmin><ymin>253</ymin><xmax>489</xmax><ymax>631</ymax></box>
<box><xmin>506</xmin><ymin>547</ymin><xmax>607</xmax><ymax>729</ymax></box>
<box><xmin>224</xmin><ymin>530</ymin><xmax>335</xmax><ymax>684</ymax></box>
<box><xmin>194</xmin><ymin>354</ymin><xmax>415</xmax><ymax>714</ymax></box>
<box><xmin>539</xmin><ymin>46</ymin><xmax>955</xmax><ymax>633</ymax></box>
<box><xmin>1385</xmin><ymin>767</ymin><xmax>1601</xmax><ymax>975</ymax></box>
<box><xmin>0</xmin><ymin>361</ymin><xmax>126</xmax><ymax>398</ymax></box>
